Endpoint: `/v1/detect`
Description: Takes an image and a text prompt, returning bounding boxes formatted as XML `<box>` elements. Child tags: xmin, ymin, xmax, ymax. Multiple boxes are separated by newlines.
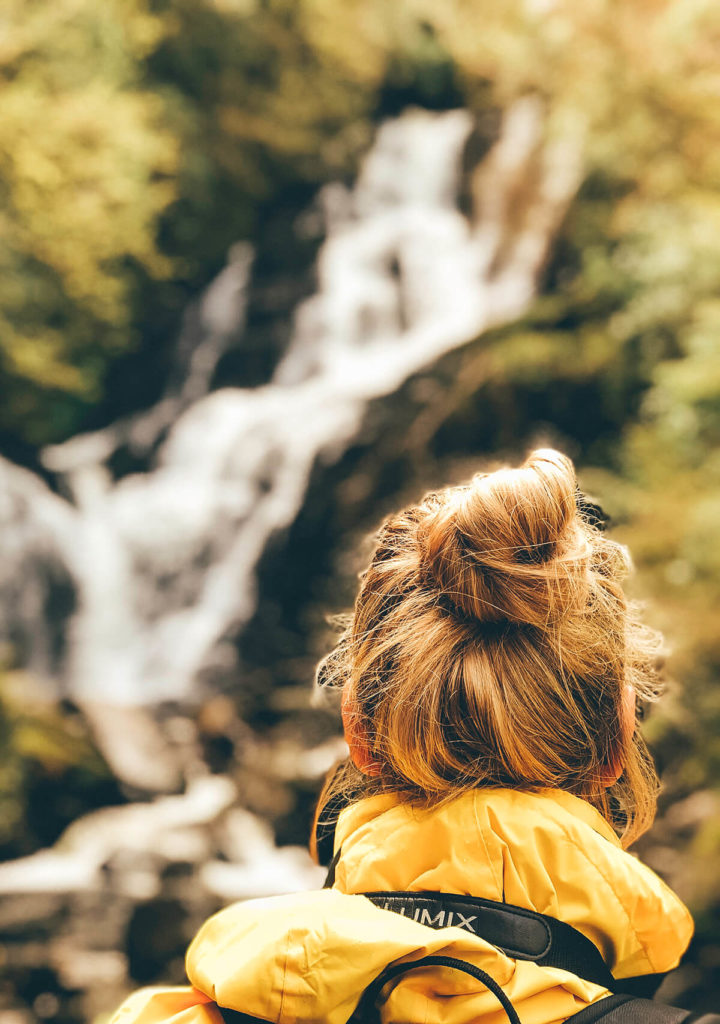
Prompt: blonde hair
<box><xmin>313</xmin><ymin>449</ymin><xmax>663</xmax><ymax>852</ymax></box>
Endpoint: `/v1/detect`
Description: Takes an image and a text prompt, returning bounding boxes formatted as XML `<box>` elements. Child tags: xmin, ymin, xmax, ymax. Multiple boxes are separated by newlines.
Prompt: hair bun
<box><xmin>417</xmin><ymin>449</ymin><xmax>589</xmax><ymax>626</ymax></box>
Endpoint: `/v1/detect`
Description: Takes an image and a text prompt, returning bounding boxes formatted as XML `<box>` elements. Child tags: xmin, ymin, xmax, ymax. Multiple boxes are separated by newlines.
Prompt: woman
<box><xmin>113</xmin><ymin>449</ymin><xmax>693</xmax><ymax>1024</ymax></box>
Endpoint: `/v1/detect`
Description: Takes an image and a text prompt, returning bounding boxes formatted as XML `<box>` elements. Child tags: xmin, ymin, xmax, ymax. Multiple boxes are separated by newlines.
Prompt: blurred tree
<box><xmin>3</xmin><ymin>0</ymin><xmax>720</xmax><ymax>451</ymax></box>
<box><xmin>0</xmin><ymin>1</ymin><xmax>180</xmax><ymax>444</ymax></box>
<box><xmin>0</xmin><ymin>0</ymin><xmax>390</xmax><ymax>447</ymax></box>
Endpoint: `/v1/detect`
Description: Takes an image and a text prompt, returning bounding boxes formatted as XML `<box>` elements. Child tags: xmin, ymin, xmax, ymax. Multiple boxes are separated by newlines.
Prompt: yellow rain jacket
<box><xmin>112</xmin><ymin>788</ymin><xmax>693</xmax><ymax>1024</ymax></box>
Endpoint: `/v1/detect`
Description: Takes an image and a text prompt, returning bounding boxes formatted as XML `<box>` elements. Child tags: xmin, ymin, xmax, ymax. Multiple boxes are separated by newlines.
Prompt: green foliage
<box><xmin>0</xmin><ymin>1</ymin><xmax>180</xmax><ymax>443</ymax></box>
<box><xmin>0</xmin><ymin>0</ymin><xmax>395</xmax><ymax>445</ymax></box>
<box><xmin>4</xmin><ymin>0</ymin><xmax>720</xmax><ymax>448</ymax></box>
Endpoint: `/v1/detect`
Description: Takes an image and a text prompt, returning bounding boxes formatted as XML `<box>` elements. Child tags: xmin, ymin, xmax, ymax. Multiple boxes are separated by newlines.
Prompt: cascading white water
<box><xmin>0</xmin><ymin>103</ymin><xmax>581</xmax><ymax>713</ymax></box>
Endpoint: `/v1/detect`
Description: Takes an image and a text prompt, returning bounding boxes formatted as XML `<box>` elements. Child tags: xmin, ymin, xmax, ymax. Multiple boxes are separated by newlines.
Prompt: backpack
<box><xmin>214</xmin><ymin>888</ymin><xmax>719</xmax><ymax>1024</ymax></box>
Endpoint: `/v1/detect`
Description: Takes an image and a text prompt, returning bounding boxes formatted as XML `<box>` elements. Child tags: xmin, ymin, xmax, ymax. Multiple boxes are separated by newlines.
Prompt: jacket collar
<box><xmin>331</xmin><ymin>787</ymin><xmax>692</xmax><ymax>978</ymax></box>
<box><xmin>335</xmin><ymin>787</ymin><xmax>620</xmax><ymax>853</ymax></box>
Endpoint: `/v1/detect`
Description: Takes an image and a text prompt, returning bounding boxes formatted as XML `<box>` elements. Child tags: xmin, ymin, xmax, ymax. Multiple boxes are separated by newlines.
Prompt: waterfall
<box><xmin>0</xmin><ymin>103</ymin><xmax>581</xmax><ymax>710</ymax></box>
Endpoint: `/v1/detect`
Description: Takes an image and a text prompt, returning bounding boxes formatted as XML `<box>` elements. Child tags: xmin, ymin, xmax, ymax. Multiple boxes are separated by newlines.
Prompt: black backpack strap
<box><xmin>616</xmin><ymin>975</ymin><xmax>669</xmax><ymax>999</ymax></box>
<box><xmin>323</xmin><ymin>847</ymin><xmax>342</xmax><ymax>888</ymax></box>
<box><xmin>216</xmin><ymin>955</ymin><xmax>522</xmax><ymax>1024</ymax></box>
<box><xmin>215</xmin><ymin>984</ymin><xmax>720</xmax><ymax>1024</ymax></box>
<box><xmin>351</xmin><ymin>954</ymin><xmax>521</xmax><ymax>1024</ymax></box>
<box><xmin>215</xmin><ymin>981</ymin><xmax>720</xmax><ymax>1024</ymax></box>
<box><xmin>362</xmin><ymin>890</ymin><xmax>617</xmax><ymax>992</ymax></box>
<box><xmin>566</xmin><ymin>995</ymin><xmax>720</xmax><ymax>1024</ymax></box>
<box><xmin>215</xmin><ymin>1011</ymin><xmax>269</xmax><ymax>1024</ymax></box>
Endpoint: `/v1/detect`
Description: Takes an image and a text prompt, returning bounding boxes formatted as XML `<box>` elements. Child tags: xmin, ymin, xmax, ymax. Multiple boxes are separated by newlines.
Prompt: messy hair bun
<box><xmin>314</xmin><ymin>449</ymin><xmax>662</xmax><ymax>850</ymax></box>
<box><xmin>418</xmin><ymin>450</ymin><xmax>592</xmax><ymax>626</ymax></box>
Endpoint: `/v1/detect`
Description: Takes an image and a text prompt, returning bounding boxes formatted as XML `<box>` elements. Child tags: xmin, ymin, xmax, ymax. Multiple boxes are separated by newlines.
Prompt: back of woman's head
<box><xmin>315</xmin><ymin>449</ymin><xmax>663</xmax><ymax>848</ymax></box>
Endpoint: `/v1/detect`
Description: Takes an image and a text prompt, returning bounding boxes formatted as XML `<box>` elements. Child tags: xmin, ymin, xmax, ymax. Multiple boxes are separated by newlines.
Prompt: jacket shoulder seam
<box><xmin>277</xmin><ymin>925</ymin><xmax>294</xmax><ymax>1023</ymax></box>
<box><xmin>558</xmin><ymin>826</ymin><xmax>657</xmax><ymax>974</ymax></box>
<box><xmin>471</xmin><ymin>794</ymin><xmax>504</xmax><ymax>899</ymax></box>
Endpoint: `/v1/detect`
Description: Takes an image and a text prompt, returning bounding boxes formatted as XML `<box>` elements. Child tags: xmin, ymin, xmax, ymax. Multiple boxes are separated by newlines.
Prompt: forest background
<box><xmin>1</xmin><ymin>1</ymin><xmax>720</xmax><ymax>1020</ymax></box>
